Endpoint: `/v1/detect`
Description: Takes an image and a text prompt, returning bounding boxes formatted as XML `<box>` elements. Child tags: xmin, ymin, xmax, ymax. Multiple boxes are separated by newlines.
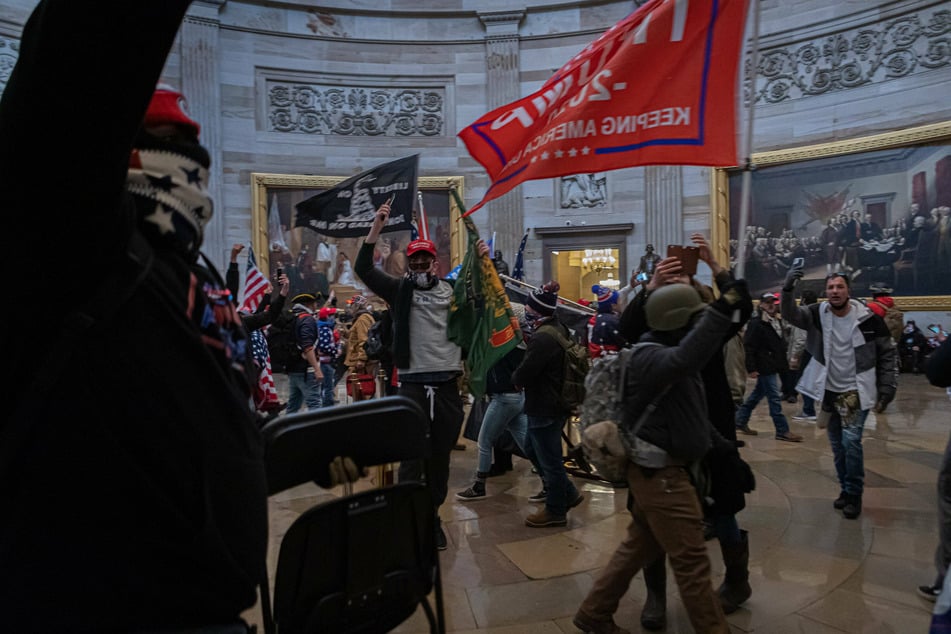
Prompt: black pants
<box><xmin>397</xmin><ymin>380</ymin><xmax>464</xmax><ymax>510</ymax></box>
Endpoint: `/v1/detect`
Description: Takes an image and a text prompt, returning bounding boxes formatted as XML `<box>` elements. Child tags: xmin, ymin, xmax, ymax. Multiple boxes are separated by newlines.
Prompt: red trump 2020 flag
<box><xmin>458</xmin><ymin>0</ymin><xmax>748</xmax><ymax>215</ymax></box>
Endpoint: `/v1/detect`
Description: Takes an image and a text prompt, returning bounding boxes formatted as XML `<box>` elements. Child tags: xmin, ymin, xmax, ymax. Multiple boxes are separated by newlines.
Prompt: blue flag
<box><xmin>511</xmin><ymin>231</ymin><xmax>528</xmax><ymax>281</ymax></box>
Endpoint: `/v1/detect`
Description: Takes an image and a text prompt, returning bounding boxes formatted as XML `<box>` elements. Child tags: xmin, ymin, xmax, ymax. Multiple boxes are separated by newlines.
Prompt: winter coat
<box><xmin>743</xmin><ymin>311</ymin><xmax>789</xmax><ymax>375</ymax></box>
<box><xmin>781</xmin><ymin>293</ymin><xmax>898</xmax><ymax>411</ymax></box>
<box><xmin>512</xmin><ymin>316</ymin><xmax>570</xmax><ymax>418</ymax></box>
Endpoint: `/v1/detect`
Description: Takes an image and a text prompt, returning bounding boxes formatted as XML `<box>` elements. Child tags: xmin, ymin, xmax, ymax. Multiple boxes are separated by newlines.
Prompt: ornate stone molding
<box><xmin>752</xmin><ymin>4</ymin><xmax>951</xmax><ymax>104</ymax></box>
<box><xmin>266</xmin><ymin>81</ymin><xmax>446</xmax><ymax>136</ymax></box>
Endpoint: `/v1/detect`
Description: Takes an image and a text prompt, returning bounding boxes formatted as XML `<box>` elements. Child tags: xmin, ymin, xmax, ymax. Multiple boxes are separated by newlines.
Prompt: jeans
<box><xmin>935</xmin><ymin>433</ymin><xmax>951</xmax><ymax>586</ymax></box>
<box><xmin>577</xmin><ymin>464</ymin><xmax>728</xmax><ymax>633</ymax></box>
<box><xmin>735</xmin><ymin>373</ymin><xmax>789</xmax><ymax>435</ymax></box>
<box><xmin>286</xmin><ymin>370</ymin><xmax>321</xmax><ymax>413</ymax></box>
<box><xmin>801</xmin><ymin>393</ymin><xmax>816</xmax><ymax>417</ymax></box>
<box><xmin>826</xmin><ymin>407</ymin><xmax>868</xmax><ymax>497</ymax></box>
<box><xmin>477</xmin><ymin>392</ymin><xmax>529</xmax><ymax>474</ymax></box>
<box><xmin>319</xmin><ymin>361</ymin><xmax>335</xmax><ymax>407</ymax></box>
<box><xmin>527</xmin><ymin>414</ymin><xmax>578</xmax><ymax>516</ymax></box>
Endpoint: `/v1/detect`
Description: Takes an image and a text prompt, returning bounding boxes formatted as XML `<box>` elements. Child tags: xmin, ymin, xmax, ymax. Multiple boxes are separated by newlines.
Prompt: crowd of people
<box><xmin>4</xmin><ymin>2</ymin><xmax>950</xmax><ymax>632</ymax></box>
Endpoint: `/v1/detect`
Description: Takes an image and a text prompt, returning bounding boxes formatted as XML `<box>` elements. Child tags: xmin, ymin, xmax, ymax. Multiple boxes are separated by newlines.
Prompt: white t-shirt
<box><xmin>826</xmin><ymin>308</ymin><xmax>858</xmax><ymax>393</ymax></box>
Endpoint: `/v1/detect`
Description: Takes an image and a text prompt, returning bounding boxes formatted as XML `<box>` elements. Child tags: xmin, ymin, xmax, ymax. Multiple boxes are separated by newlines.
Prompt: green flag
<box><xmin>447</xmin><ymin>188</ymin><xmax>522</xmax><ymax>397</ymax></box>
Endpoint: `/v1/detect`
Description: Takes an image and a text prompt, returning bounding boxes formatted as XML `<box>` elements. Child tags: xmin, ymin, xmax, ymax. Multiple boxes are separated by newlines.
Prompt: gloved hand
<box><xmin>315</xmin><ymin>456</ymin><xmax>366</xmax><ymax>488</ymax></box>
<box><xmin>711</xmin><ymin>278</ymin><xmax>751</xmax><ymax>316</ymax></box>
<box><xmin>874</xmin><ymin>390</ymin><xmax>895</xmax><ymax>413</ymax></box>
<box><xmin>783</xmin><ymin>263</ymin><xmax>804</xmax><ymax>292</ymax></box>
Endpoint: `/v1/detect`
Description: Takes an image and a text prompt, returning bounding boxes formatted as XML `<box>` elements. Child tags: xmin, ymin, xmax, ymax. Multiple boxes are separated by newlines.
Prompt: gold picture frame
<box><xmin>250</xmin><ymin>173</ymin><xmax>466</xmax><ymax>298</ymax></box>
<box><xmin>711</xmin><ymin>121</ymin><xmax>951</xmax><ymax>311</ymax></box>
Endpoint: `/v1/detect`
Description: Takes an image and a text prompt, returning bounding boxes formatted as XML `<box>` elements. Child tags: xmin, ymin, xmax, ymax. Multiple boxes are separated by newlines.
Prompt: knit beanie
<box><xmin>592</xmin><ymin>284</ymin><xmax>618</xmax><ymax>313</ymax></box>
<box><xmin>127</xmin><ymin>84</ymin><xmax>212</xmax><ymax>260</ymax></box>
<box><xmin>527</xmin><ymin>281</ymin><xmax>559</xmax><ymax>316</ymax></box>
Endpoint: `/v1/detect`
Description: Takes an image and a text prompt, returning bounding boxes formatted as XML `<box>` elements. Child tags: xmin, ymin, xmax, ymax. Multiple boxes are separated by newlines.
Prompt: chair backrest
<box><xmin>262</xmin><ymin>396</ymin><xmax>428</xmax><ymax>495</ymax></box>
<box><xmin>260</xmin><ymin>396</ymin><xmax>444</xmax><ymax>634</ymax></box>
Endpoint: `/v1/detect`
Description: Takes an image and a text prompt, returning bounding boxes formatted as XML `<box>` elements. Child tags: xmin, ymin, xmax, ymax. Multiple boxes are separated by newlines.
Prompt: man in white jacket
<box><xmin>781</xmin><ymin>268</ymin><xmax>897</xmax><ymax>519</ymax></box>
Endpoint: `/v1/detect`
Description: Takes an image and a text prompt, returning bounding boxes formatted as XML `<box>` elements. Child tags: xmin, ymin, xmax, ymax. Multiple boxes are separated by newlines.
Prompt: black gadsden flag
<box><xmin>295</xmin><ymin>154</ymin><xmax>418</xmax><ymax>237</ymax></box>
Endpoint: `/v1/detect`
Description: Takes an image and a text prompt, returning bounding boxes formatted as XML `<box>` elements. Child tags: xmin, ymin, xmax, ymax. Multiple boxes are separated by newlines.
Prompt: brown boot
<box><xmin>525</xmin><ymin>508</ymin><xmax>566</xmax><ymax>527</ymax></box>
<box><xmin>640</xmin><ymin>557</ymin><xmax>666</xmax><ymax>631</ymax></box>
<box><xmin>718</xmin><ymin>529</ymin><xmax>752</xmax><ymax>613</ymax></box>
<box><xmin>572</xmin><ymin>610</ymin><xmax>631</xmax><ymax>634</ymax></box>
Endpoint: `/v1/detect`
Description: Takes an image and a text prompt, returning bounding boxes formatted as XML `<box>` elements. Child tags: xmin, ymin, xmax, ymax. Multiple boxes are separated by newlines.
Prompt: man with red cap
<box><xmin>0</xmin><ymin>2</ymin><xmax>358</xmax><ymax>631</ymax></box>
<box><xmin>354</xmin><ymin>199</ymin><xmax>489</xmax><ymax>551</ymax></box>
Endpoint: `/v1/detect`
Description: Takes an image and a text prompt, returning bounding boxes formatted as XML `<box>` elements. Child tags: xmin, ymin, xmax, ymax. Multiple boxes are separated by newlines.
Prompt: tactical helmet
<box><xmin>645</xmin><ymin>284</ymin><xmax>706</xmax><ymax>331</ymax></box>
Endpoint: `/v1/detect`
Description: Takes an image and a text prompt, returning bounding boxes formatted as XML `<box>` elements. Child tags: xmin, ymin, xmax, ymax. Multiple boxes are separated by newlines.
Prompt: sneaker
<box><xmin>775</xmin><ymin>431</ymin><xmax>803</xmax><ymax>442</ymax></box>
<box><xmin>918</xmin><ymin>583</ymin><xmax>942</xmax><ymax>602</ymax></box>
<box><xmin>792</xmin><ymin>412</ymin><xmax>817</xmax><ymax>421</ymax></box>
<box><xmin>528</xmin><ymin>488</ymin><xmax>548</xmax><ymax>502</ymax></box>
<box><xmin>833</xmin><ymin>492</ymin><xmax>847</xmax><ymax>510</ymax></box>
<box><xmin>525</xmin><ymin>509</ymin><xmax>567</xmax><ymax>527</ymax></box>
<box><xmin>569</xmin><ymin>492</ymin><xmax>585</xmax><ymax>509</ymax></box>
<box><xmin>736</xmin><ymin>423</ymin><xmax>759</xmax><ymax>436</ymax></box>
<box><xmin>572</xmin><ymin>611</ymin><xmax>631</xmax><ymax>634</ymax></box>
<box><xmin>455</xmin><ymin>483</ymin><xmax>486</xmax><ymax>501</ymax></box>
<box><xmin>435</xmin><ymin>524</ymin><xmax>448</xmax><ymax>550</ymax></box>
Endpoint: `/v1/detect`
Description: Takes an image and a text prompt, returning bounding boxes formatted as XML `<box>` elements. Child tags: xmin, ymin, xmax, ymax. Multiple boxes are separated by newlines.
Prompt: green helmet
<box><xmin>645</xmin><ymin>284</ymin><xmax>707</xmax><ymax>331</ymax></box>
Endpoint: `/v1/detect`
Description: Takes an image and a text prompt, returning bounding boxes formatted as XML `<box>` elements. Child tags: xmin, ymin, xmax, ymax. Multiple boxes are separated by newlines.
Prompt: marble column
<box><xmin>644</xmin><ymin>165</ymin><xmax>683</xmax><ymax>251</ymax></box>
<box><xmin>478</xmin><ymin>11</ymin><xmax>525</xmax><ymax>261</ymax></box>
<box><xmin>181</xmin><ymin>1</ymin><xmax>226</xmax><ymax>269</ymax></box>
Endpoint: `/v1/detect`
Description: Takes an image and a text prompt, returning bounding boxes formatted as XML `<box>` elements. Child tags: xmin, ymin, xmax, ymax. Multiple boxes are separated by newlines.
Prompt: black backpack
<box><xmin>365</xmin><ymin>309</ymin><xmax>393</xmax><ymax>365</ymax></box>
<box><xmin>266</xmin><ymin>309</ymin><xmax>301</xmax><ymax>373</ymax></box>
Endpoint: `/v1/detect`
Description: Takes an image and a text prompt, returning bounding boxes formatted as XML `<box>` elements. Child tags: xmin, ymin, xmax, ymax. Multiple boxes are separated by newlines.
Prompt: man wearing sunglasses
<box><xmin>355</xmin><ymin>199</ymin><xmax>488</xmax><ymax>551</ymax></box>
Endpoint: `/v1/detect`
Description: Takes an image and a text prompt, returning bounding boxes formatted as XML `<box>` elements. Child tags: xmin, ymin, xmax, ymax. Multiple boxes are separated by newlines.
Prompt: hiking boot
<box><xmin>528</xmin><ymin>488</ymin><xmax>548</xmax><ymax>502</ymax></box>
<box><xmin>842</xmin><ymin>495</ymin><xmax>862</xmax><ymax>519</ymax></box>
<box><xmin>641</xmin><ymin>558</ymin><xmax>667</xmax><ymax>631</ymax></box>
<box><xmin>918</xmin><ymin>583</ymin><xmax>942</xmax><ymax>602</ymax></box>
<box><xmin>736</xmin><ymin>423</ymin><xmax>758</xmax><ymax>436</ymax></box>
<box><xmin>569</xmin><ymin>492</ymin><xmax>585</xmax><ymax>510</ymax></box>
<box><xmin>456</xmin><ymin>482</ymin><xmax>486</xmax><ymax>501</ymax></box>
<box><xmin>486</xmin><ymin>462</ymin><xmax>513</xmax><ymax>477</ymax></box>
<box><xmin>572</xmin><ymin>610</ymin><xmax>630</xmax><ymax>634</ymax></box>
<box><xmin>525</xmin><ymin>509</ymin><xmax>567</xmax><ymax>527</ymax></box>
<box><xmin>833</xmin><ymin>492</ymin><xmax>848</xmax><ymax>510</ymax></box>
<box><xmin>775</xmin><ymin>431</ymin><xmax>803</xmax><ymax>442</ymax></box>
<box><xmin>792</xmin><ymin>412</ymin><xmax>817</xmax><ymax>421</ymax></box>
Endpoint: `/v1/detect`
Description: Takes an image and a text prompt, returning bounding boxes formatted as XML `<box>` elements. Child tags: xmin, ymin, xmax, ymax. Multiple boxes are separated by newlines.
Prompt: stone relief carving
<box><xmin>560</xmin><ymin>173</ymin><xmax>607</xmax><ymax>208</ymax></box>
<box><xmin>267</xmin><ymin>82</ymin><xmax>444</xmax><ymax>136</ymax></box>
<box><xmin>752</xmin><ymin>6</ymin><xmax>951</xmax><ymax>104</ymax></box>
<box><xmin>0</xmin><ymin>37</ymin><xmax>19</xmax><ymax>96</ymax></box>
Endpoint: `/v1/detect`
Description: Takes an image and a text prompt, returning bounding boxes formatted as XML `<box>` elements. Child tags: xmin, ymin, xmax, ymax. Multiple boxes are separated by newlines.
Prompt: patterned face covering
<box><xmin>409</xmin><ymin>271</ymin><xmax>437</xmax><ymax>289</ymax></box>
<box><xmin>127</xmin><ymin>146</ymin><xmax>212</xmax><ymax>258</ymax></box>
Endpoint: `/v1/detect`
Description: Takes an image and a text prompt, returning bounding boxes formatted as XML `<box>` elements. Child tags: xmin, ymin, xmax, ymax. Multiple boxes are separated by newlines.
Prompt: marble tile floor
<box><xmin>251</xmin><ymin>374</ymin><xmax>950</xmax><ymax>633</ymax></box>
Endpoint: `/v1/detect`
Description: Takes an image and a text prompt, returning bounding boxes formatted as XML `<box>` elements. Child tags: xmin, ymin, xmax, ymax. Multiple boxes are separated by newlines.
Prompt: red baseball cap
<box><xmin>406</xmin><ymin>239</ymin><xmax>437</xmax><ymax>257</ymax></box>
<box><xmin>142</xmin><ymin>84</ymin><xmax>201</xmax><ymax>137</ymax></box>
<box><xmin>318</xmin><ymin>307</ymin><xmax>337</xmax><ymax>320</ymax></box>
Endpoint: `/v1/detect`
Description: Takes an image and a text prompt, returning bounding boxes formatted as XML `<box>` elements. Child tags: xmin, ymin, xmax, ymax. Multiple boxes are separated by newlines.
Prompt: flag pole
<box><xmin>733</xmin><ymin>0</ymin><xmax>761</xmax><ymax>282</ymax></box>
<box><xmin>499</xmin><ymin>274</ymin><xmax>596</xmax><ymax>315</ymax></box>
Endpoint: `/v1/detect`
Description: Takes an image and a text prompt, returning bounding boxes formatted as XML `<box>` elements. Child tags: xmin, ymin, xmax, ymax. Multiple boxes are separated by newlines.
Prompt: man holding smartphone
<box><xmin>781</xmin><ymin>266</ymin><xmax>897</xmax><ymax>519</ymax></box>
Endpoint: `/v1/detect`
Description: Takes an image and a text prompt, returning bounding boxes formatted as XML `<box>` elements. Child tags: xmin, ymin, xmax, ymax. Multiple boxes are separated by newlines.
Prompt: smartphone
<box><xmin>930</xmin><ymin>325</ymin><xmax>941</xmax><ymax>334</ymax></box>
<box><xmin>276</xmin><ymin>267</ymin><xmax>284</xmax><ymax>278</ymax></box>
<box><xmin>667</xmin><ymin>245</ymin><xmax>699</xmax><ymax>276</ymax></box>
<box><xmin>635</xmin><ymin>271</ymin><xmax>649</xmax><ymax>283</ymax></box>
<box><xmin>792</xmin><ymin>257</ymin><xmax>805</xmax><ymax>269</ymax></box>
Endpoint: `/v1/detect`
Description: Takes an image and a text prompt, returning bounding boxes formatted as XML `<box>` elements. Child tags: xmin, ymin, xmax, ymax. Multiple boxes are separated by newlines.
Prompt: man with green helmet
<box><xmin>574</xmin><ymin>277</ymin><xmax>751</xmax><ymax>634</ymax></box>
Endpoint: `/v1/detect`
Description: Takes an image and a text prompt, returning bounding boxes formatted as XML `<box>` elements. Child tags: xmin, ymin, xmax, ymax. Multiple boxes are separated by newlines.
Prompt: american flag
<box><xmin>239</xmin><ymin>246</ymin><xmax>269</xmax><ymax>313</ymax></box>
<box><xmin>250</xmin><ymin>329</ymin><xmax>280</xmax><ymax>411</ymax></box>
<box><xmin>511</xmin><ymin>231</ymin><xmax>528</xmax><ymax>281</ymax></box>
<box><xmin>241</xmin><ymin>246</ymin><xmax>280</xmax><ymax>411</ymax></box>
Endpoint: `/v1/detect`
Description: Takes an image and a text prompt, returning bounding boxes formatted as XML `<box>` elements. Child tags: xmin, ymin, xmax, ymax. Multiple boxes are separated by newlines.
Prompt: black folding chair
<box><xmin>259</xmin><ymin>396</ymin><xmax>445</xmax><ymax>634</ymax></box>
